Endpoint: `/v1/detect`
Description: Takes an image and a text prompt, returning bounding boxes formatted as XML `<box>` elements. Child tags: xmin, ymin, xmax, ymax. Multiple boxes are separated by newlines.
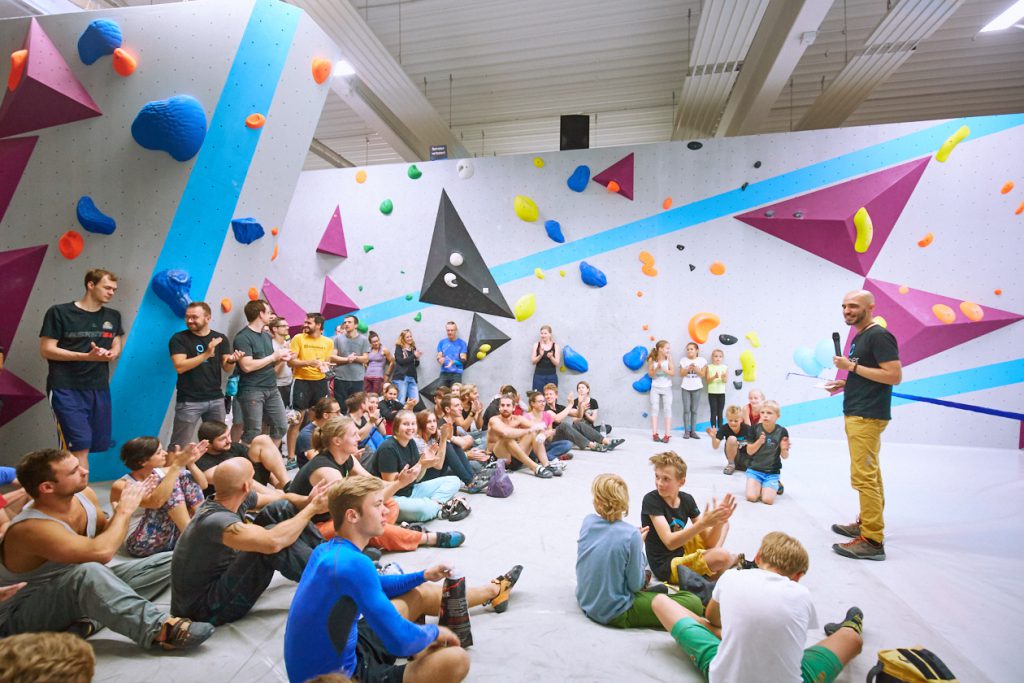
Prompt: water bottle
<box><xmin>438</xmin><ymin>568</ymin><xmax>472</xmax><ymax>647</ymax></box>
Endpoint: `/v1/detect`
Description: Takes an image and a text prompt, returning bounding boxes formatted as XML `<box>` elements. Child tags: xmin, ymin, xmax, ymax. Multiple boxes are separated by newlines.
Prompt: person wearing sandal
<box><xmin>284</xmin><ymin>475</ymin><xmax>523</xmax><ymax>683</ymax></box>
<box><xmin>542</xmin><ymin>384</ymin><xmax>624</xmax><ymax>453</ymax></box>
<box><xmin>648</xmin><ymin>340</ymin><xmax>675</xmax><ymax>443</ymax></box>
<box><xmin>0</xmin><ymin>449</ymin><xmax>214</xmax><ymax>651</ymax></box>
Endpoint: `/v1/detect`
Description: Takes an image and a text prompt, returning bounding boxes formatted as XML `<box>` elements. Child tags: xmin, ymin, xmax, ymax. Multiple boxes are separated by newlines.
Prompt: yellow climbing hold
<box><xmin>872</xmin><ymin>316</ymin><xmax>887</xmax><ymax>328</ymax></box>
<box><xmin>479</xmin><ymin>344</ymin><xmax>492</xmax><ymax>353</ymax></box>
<box><xmin>514</xmin><ymin>293</ymin><xmax>536</xmax><ymax>321</ymax></box>
<box><xmin>533</xmin><ymin>157</ymin><xmax>544</xmax><ymax>168</ymax></box>
<box><xmin>745</xmin><ymin>331</ymin><xmax>761</xmax><ymax>348</ymax></box>
<box><xmin>935</xmin><ymin>125</ymin><xmax>969</xmax><ymax>163</ymax></box>
<box><xmin>559</xmin><ymin>269</ymin><xmax>566</xmax><ymax>277</ymax></box>
<box><xmin>514</xmin><ymin>195</ymin><xmax>539</xmax><ymax>222</ymax></box>
<box><xmin>355</xmin><ymin>169</ymin><xmax>367</xmax><ymax>184</ymax></box>
<box><xmin>740</xmin><ymin>350</ymin><xmax>756</xmax><ymax>382</ymax></box>
<box><xmin>534</xmin><ymin>268</ymin><xmax>544</xmax><ymax>279</ymax></box>
<box><xmin>959</xmin><ymin>301</ymin><xmax>984</xmax><ymax>322</ymax></box>
<box><xmin>853</xmin><ymin>207</ymin><xmax>873</xmax><ymax>253</ymax></box>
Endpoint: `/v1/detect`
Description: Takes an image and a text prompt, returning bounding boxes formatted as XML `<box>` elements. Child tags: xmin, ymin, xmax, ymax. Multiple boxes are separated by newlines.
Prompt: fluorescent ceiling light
<box><xmin>334</xmin><ymin>60</ymin><xmax>356</xmax><ymax>77</ymax></box>
<box><xmin>980</xmin><ymin>0</ymin><xmax>1024</xmax><ymax>32</ymax></box>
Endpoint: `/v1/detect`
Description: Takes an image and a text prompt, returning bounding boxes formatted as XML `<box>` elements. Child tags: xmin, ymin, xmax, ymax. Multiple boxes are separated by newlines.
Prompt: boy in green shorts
<box><xmin>652</xmin><ymin>531</ymin><xmax>863</xmax><ymax>682</ymax></box>
<box><xmin>575</xmin><ymin>474</ymin><xmax>705</xmax><ymax>627</ymax></box>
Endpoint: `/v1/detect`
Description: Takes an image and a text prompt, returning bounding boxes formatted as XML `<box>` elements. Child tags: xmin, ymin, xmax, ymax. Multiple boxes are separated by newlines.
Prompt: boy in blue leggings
<box><xmin>652</xmin><ymin>531</ymin><xmax>864</xmax><ymax>683</ymax></box>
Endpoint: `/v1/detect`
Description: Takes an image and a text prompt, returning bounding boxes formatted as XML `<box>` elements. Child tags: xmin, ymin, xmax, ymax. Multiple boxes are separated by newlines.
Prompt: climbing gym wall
<box><xmin>273</xmin><ymin>115</ymin><xmax>1023</xmax><ymax>450</ymax></box>
<box><xmin>0</xmin><ymin>0</ymin><xmax>339</xmax><ymax>477</ymax></box>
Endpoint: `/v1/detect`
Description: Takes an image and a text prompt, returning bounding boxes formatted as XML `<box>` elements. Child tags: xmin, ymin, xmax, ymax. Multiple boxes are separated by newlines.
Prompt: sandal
<box><xmin>652</xmin><ymin>433</ymin><xmax>661</xmax><ymax>442</ymax></box>
<box><xmin>158</xmin><ymin>617</ymin><xmax>215</xmax><ymax>651</ymax></box>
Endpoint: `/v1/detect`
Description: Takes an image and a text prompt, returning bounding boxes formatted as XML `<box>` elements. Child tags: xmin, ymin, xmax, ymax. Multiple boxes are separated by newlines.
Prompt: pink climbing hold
<box><xmin>0</xmin><ymin>368</ymin><xmax>45</xmax><ymax>428</ymax></box>
<box><xmin>261</xmin><ymin>279</ymin><xmax>307</xmax><ymax>336</ymax></box>
<box><xmin>0</xmin><ymin>244</ymin><xmax>47</xmax><ymax>355</ymax></box>
<box><xmin>316</xmin><ymin>205</ymin><xmax>348</xmax><ymax>257</ymax></box>
<box><xmin>592</xmin><ymin>153</ymin><xmax>635</xmax><ymax>201</ymax></box>
<box><xmin>0</xmin><ymin>136</ymin><xmax>38</xmax><ymax>225</ymax></box>
<box><xmin>320</xmin><ymin>277</ymin><xmax>359</xmax><ymax>320</ymax></box>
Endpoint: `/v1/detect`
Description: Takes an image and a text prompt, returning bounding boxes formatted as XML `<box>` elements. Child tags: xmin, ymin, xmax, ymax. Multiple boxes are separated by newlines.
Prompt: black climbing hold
<box><xmin>793</xmin><ymin>211</ymin><xmax>804</xmax><ymax>219</ymax></box>
<box><xmin>676</xmin><ymin>244</ymin><xmax>685</xmax><ymax>251</ymax></box>
<box><xmin>740</xmin><ymin>182</ymin><xmax>749</xmax><ymax>191</ymax></box>
<box><xmin>689</xmin><ymin>264</ymin><xmax>696</xmax><ymax>272</ymax></box>
<box><xmin>735</xmin><ymin>369</ymin><xmax>743</xmax><ymax>376</ymax></box>
<box><xmin>687</xmin><ymin>141</ymin><xmax>703</xmax><ymax>150</ymax></box>
<box><xmin>764</xmin><ymin>209</ymin><xmax>775</xmax><ymax>217</ymax></box>
<box><xmin>733</xmin><ymin>381</ymin><xmax>743</xmax><ymax>390</ymax></box>
<box><xmin>719</xmin><ymin>334</ymin><xmax>738</xmax><ymax>345</ymax></box>
<box><xmin>753</xmin><ymin>161</ymin><xmax>761</xmax><ymax>169</ymax></box>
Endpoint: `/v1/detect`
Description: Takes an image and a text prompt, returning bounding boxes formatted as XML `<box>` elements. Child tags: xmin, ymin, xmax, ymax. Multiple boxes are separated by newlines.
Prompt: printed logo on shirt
<box><xmin>196</xmin><ymin>344</ymin><xmax>205</xmax><ymax>354</ymax></box>
<box><xmin>102</xmin><ymin>321</ymin><xmax>113</xmax><ymax>330</ymax></box>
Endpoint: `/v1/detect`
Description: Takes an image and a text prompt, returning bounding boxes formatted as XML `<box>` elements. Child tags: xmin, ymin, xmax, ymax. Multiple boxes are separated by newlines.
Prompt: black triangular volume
<box><xmin>463</xmin><ymin>313</ymin><xmax>512</xmax><ymax>369</ymax></box>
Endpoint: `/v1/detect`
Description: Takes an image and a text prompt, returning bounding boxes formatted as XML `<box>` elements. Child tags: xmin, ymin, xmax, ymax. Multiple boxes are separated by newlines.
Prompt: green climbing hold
<box><xmin>405</xmin><ymin>294</ymin><xmax>413</xmax><ymax>300</ymax></box>
<box><xmin>363</xmin><ymin>244</ymin><xmax>374</xmax><ymax>253</ymax></box>
<box><xmin>357</xmin><ymin>321</ymin><xmax>368</xmax><ymax>334</ymax></box>
<box><xmin>379</xmin><ymin>199</ymin><xmax>393</xmax><ymax>215</ymax></box>
<box><xmin>407</xmin><ymin>165</ymin><xmax>422</xmax><ymax>179</ymax></box>
<box><xmin>358</xmin><ymin>285</ymin><xmax>364</xmax><ymax>292</ymax></box>
<box><xmin>414</xmin><ymin>312</ymin><xmax>422</xmax><ymax>322</ymax></box>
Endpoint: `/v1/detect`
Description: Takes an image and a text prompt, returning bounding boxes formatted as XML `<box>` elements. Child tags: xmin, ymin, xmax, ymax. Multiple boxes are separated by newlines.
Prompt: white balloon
<box><xmin>449</xmin><ymin>252</ymin><xmax>464</xmax><ymax>267</ymax></box>
<box><xmin>444</xmin><ymin>273</ymin><xmax>458</xmax><ymax>288</ymax></box>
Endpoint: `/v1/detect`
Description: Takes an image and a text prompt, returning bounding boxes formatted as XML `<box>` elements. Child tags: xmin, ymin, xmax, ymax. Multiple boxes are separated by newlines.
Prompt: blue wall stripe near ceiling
<box><xmin>326</xmin><ymin>113</ymin><xmax>1024</xmax><ymax>331</ymax></box>
<box><xmin>92</xmin><ymin>0</ymin><xmax>301</xmax><ymax>480</ymax></box>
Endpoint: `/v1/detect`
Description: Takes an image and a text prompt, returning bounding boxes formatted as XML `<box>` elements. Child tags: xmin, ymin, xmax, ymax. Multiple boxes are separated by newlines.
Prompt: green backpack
<box><xmin>867</xmin><ymin>647</ymin><xmax>957</xmax><ymax>683</ymax></box>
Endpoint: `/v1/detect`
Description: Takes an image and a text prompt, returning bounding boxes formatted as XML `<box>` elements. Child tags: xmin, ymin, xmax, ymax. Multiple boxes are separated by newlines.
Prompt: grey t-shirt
<box><xmin>234</xmin><ymin>327</ymin><xmax>277</xmax><ymax>391</ymax></box>
<box><xmin>171</xmin><ymin>490</ymin><xmax>258</xmax><ymax>617</ymax></box>
<box><xmin>333</xmin><ymin>333</ymin><xmax>369</xmax><ymax>381</ymax></box>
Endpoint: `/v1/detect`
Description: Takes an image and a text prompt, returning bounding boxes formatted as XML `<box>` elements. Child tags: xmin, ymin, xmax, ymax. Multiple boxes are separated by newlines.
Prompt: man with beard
<box><xmin>287</xmin><ymin>313</ymin><xmax>335</xmax><ymax>459</ymax></box>
<box><xmin>169</xmin><ymin>302</ymin><xmax>245</xmax><ymax>448</ymax></box>
<box><xmin>486</xmin><ymin>396</ymin><xmax>557</xmax><ymax>479</ymax></box>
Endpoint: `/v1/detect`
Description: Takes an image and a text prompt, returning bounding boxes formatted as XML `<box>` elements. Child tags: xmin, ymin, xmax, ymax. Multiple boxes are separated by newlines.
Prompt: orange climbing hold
<box><xmin>1015</xmin><ymin>201</ymin><xmax>1024</xmax><ymax>216</ymax></box>
<box><xmin>917</xmin><ymin>232</ymin><xmax>934</xmax><ymax>248</ymax></box>
<box><xmin>641</xmin><ymin>265</ymin><xmax>658</xmax><ymax>277</ymax></box>
<box><xmin>112</xmin><ymin>48</ymin><xmax>137</xmax><ymax>77</ymax></box>
<box><xmin>636</xmin><ymin>291</ymin><xmax>643</xmax><ymax>297</ymax></box>
<box><xmin>8</xmin><ymin>49</ymin><xmax>27</xmax><ymax>91</ymax></box>
<box><xmin>271</xmin><ymin>245</ymin><xmax>279</xmax><ymax>261</ymax></box>
<box><xmin>649</xmin><ymin>335</ymin><xmax>655</xmax><ymax>341</ymax></box>
<box><xmin>898</xmin><ymin>285</ymin><xmax>909</xmax><ymax>294</ymax></box>
<box><xmin>642</xmin><ymin>324</ymin><xmax>649</xmax><ymax>331</ymax></box>
<box><xmin>662</xmin><ymin>197</ymin><xmax>673</xmax><ymax>210</ymax></box>
<box><xmin>271</xmin><ymin>227</ymin><xmax>279</xmax><ymax>236</ymax></box>
<box><xmin>959</xmin><ymin>301</ymin><xmax>984</xmax><ymax>322</ymax></box>
<box><xmin>58</xmin><ymin>230</ymin><xmax>84</xmax><ymax>260</ymax></box>
<box><xmin>355</xmin><ymin>170</ymin><xmax>367</xmax><ymax>184</ymax></box>
<box><xmin>247</xmin><ymin>287</ymin><xmax>259</xmax><ymax>301</ymax></box>
<box><xmin>688</xmin><ymin>312</ymin><xmax>720</xmax><ymax>344</ymax></box>
<box><xmin>994</xmin><ymin>289</ymin><xmax>1003</xmax><ymax>296</ymax></box>
<box><xmin>1001</xmin><ymin>181</ymin><xmax>1015</xmax><ymax>195</ymax></box>
<box><xmin>245</xmin><ymin>113</ymin><xmax>266</xmax><ymax>129</ymax></box>
<box><xmin>312</xmin><ymin>57</ymin><xmax>332</xmax><ymax>84</ymax></box>
<box><xmin>606</xmin><ymin>181</ymin><xmax>620</xmax><ymax>193</ymax></box>
<box><xmin>931</xmin><ymin>303</ymin><xmax>956</xmax><ymax>325</ymax></box>
<box><xmin>709</xmin><ymin>261</ymin><xmax>726</xmax><ymax>276</ymax></box>
<box><xmin>221</xmin><ymin>298</ymin><xmax>232</xmax><ymax>313</ymax></box>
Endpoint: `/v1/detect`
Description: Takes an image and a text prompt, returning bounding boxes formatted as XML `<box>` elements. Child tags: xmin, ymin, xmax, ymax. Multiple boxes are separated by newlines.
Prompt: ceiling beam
<box><xmin>309</xmin><ymin>137</ymin><xmax>353</xmax><ymax>168</ymax></box>
<box><xmin>287</xmin><ymin>0</ymin><xmax>469</xmax><ymax>161</ymax></box>
<box><xmin>715</xmin><ymin>0</ymin><xmax>832</xmax><ymax>137</ymax></box>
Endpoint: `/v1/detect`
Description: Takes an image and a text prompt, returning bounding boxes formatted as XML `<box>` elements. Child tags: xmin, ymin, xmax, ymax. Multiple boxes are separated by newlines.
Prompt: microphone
<box><xmin>832</xmin><ymin>332</ymin><xmax>842</xmax><ymax>357</ymax></box>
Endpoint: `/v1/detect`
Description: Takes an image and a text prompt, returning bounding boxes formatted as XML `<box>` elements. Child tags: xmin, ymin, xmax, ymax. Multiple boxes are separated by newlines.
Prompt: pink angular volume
<box><xmin>0</xmin><ymin>18</ymin><xmax>102</xmax><ymax>138</ymax></box>
<box><xmin>0</xmin><ymin>369</ymin><xmax>45</xmax><ymax>428</ymax></box>
<box><xmin>0</xmin><ymin>244</ymin><xmax>47</xmax><ymax>354</ymax></box>
<box><xmin>592</xmin><ymin>152</ymin><xmax>634</xmax><ymax>200</ymax></box>
<box><xmin>261</xmin><ymin>279</ymin><xmax>307</xmax><ymax>337</ymax></box>
<box><xmin>851</xmin><ymin>278</ymin><xmax>1022</xmax><ymax>367</ymax></box>
<box><xmin>735</xmin><ymin>157</ymin><xmax>930</xmax><ymax>276</ymax></box>
<box><xmin>321</xmin><ymin>277</ymin><xmax>359</xmax><ymax>320</ymax></box>
<box><xmin>316</xmin><ymin>205</ymin><xmax>347</xmax><ymax>257</ymax></box>
<box><xmin>0</xmin><ymin>136</ymin><xmax>38</xmax><ymax>223</ymax></box>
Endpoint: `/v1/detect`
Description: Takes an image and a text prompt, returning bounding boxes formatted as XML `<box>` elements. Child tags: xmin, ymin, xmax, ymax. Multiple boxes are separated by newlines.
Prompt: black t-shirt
<box><xmin>169</xmin><ymin>329</ymin><xmax>232</xmax><ymax>402</ymax></box>
<box><xmin>171</xmin><ymin>490</ymin><xmax>258</xmax><ymax>618</ymax></box>
<box><xmin>640</xmin><ymin>489</ymin><xmax>701</xmax><ymax>581</ymax></box>
<box><xmin>290</xmin><ymin>452</ymin><xmax>353</xmax><ymax>524</ymax></box>
<box><xmin>534</xmin><ymin>343</ymin><xmax>558</xmax><ymax>372</ymax></box>
<box><xmin>39</xmin><ymin>302</ymin><xmax>124</xmax><ymax>390</ymax></box>
<box><xmin>844</xmin><ymin>324</ymin><xmax>899</xmax><ymax>420</ymax></box>
<box><xmin>716</xmin><ymin>422</ymin><xmax>753</xmax><ymax>444</ymax></box>
<box><xmin>571</xmin><ymin>397</ymin><xmax>600</xmax><ymax>424</ymax></box>
<box><xmin>748</xmin><ymin>424</ymin><xmax>789</xmax><ymax>474</ymax></box>
<box><xmin>373</xmin><ymin>436</ymin><xmax>420</xmax><ymax>497</ymax></box>
<box><xmin>233</xmin><ymin>327</ymin><xmax>277</xmax><ymax>390</ymax></box>
<box><xmin>196</xmin><ymin>443</ymin><xmax>269</xmax><ymax>496</ymax></box>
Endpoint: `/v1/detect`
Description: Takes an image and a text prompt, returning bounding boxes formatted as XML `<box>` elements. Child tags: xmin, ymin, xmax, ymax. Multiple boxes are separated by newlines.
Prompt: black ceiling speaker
<box><xmin>560</xmin><ymin>114</ymin><xmax>589</xmax><ymax>151</ymax></box>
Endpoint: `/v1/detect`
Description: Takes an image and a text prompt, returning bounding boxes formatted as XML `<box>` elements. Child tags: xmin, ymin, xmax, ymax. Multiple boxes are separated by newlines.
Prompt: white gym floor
<box><xmin>90</xmin><ymin>429</ymin><xmax>1021</xmax><ymax>682</ymax></box>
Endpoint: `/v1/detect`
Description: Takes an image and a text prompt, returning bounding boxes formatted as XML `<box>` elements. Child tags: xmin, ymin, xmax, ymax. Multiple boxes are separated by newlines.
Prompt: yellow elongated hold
<box><xmin>514</xmin><ymin>195</ymin><xmax>539</xmax><ymax>222</ymax></box>
<box><xmin>479</xmin><ymin>344</ymin><xmax>492</xmax><ymax>353</ymax></box>
<box><xmin>853</xmin><ymin>207</ymin><xmax>873</xmax><ymax>253</ymax></box>
<box><xmin>872</xmin><ymin>316</ymin><xmax>887</xmax><ymax>328</ymax></box>
<box><xmin>534</xmin><ymin>267</ymin><xmax>544</xmax><ymax>279</ymax></box>
<box><xmin>514</xmin><ymin>293</ymin><xmax>536</xmax><ymax>322</ymax></box>
<box><xmin>935</xmin><ymin>125</ymin><xmax>969</xmax><ymax>163</ymax></box>
<box><xmin>476</xmin><ymin>351</ymin><xmax>487</xmax><ymax>360</ymax></box>
<box><xmin>740</xmin><ymin>350</ymin><xmax>756</xmax><ymax>382</ymax></box>
<box><xmin>745</xmin><ymin>331</ymin><xmax>761</xmax><ymax>348</ymax></box>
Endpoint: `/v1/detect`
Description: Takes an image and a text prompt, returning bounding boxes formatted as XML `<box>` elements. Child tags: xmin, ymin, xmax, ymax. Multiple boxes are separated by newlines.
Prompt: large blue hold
<box><xmin>231</xmin><ymin>217</ymin><xmax>265</xmax><ymax>245</ymax></box>
<box><xmin>76</xmin><ymin>196</ymin><xmax>116</xmax><ymax>235</ymax></box>
<box><xmin>544</xmin><ymin>220</ymin><xmax>565</xmax><ymax>243</ymax></box>
<box><xmin>132</xmin><ymin>95</ymin><xmax>208</xmax><ymax>162</ymax></box>
<box><xmin>151</xmin><ymin>269</ymin><xmax>192</xmax><ymax>317</ymax></box>
<box><xmin>632</xmin><ymin>374</ymin><xmax>652</xmax><ymax>393</ymax></box>
<box><xmin>622</xmin><ymin>345</ymin><xmax>648</xmax><ymax>371</ymax></box>
<box><xmin>78</xmin><ymin>19</ymin><xmax>122</xmax><ymax>65</ymax></box>
<box><xmin>562</xmin><ymin>345</ymin><xmax>589</xmax><ymax>373</ymax></box>
<box><xmin>579</xmin><ymin>261</ymin><xmax>607</xmax><ymax>288</ymax></box>
<box><xmin>567</xmin><ymin>165</ymin><xmax>590</xmax><ymax>192</ymax></box>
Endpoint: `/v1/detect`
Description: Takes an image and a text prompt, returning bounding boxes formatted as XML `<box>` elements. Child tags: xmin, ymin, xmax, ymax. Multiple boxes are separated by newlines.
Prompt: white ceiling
<box><xmin>5</xmin><ymin>0</ymin><xmax>1024</xmax><ymax>169</ymax></box>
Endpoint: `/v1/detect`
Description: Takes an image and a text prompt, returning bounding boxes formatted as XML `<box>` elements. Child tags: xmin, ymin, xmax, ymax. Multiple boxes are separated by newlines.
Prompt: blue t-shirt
<box><xmin>284</xmin><ymin>538</ymin><xmax>436</xmax><ymax>682</ymax></box>
<box><xmin>575</xmin><ymin>514</ymin><xmax>646</xmax><ymax>624</ymax></box>
<box><xmin>436</xmin><ymin>337</ymin><xmax>467</xmax><ymax>374</ymax></box>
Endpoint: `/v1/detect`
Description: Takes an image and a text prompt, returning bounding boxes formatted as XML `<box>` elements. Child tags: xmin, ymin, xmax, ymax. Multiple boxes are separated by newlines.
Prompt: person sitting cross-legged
<box><xmin>0</xmin><ymin>449</ymin><xmax>214</xmax><ymax>650</ymax></box>
<box><xmin>485</xmin><ymin>395</ymin><xmax>557</xmax><ymax>479</ymax></box>
<box><xmin>284</xmin><ymin>475</ymin><xmax>523</xmax><ymax>683</ymax></box>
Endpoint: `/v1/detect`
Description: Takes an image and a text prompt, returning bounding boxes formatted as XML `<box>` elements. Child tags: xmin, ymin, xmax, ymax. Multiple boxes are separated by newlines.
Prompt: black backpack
<box><xmin>867</xmin><ymin>647</ymin><xmax>957</xmax><ymax>682</ymax></box>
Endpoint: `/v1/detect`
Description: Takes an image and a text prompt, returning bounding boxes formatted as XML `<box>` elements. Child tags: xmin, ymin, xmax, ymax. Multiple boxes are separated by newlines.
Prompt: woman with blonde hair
<box><xmin>392</xmin><ymin>329</ymin><xmax>421</xmax><ymax>404</ymax></box>
<box><xmin>531</xmin><ymin>324</ymin><xmax>562</xmax><ymax>391</ymax></box>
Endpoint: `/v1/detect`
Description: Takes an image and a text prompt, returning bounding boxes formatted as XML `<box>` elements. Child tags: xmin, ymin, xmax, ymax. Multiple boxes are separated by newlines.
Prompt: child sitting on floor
<box><xmin>575</xmin><ymin>474</ymin><xmax>705</xmax><ymax>628</ymax></box>
<box><xmin>652</xmin><ymin>531</ymin><xmax>864</xmax><ymax>683</ymax></box>
<box><xmin>705</xmin><ymin>404</ymin><xmax>754</xmax><ymax>475</ymax></box>
<box><xmin>744</xmin><ymin>400</ymin><xmax>790</xmax><ymax>505</ymax></box>
<box><xmin>641</xmin><ymin>452</ymin><xmax>742</xmax><ymax>588</ymax></box>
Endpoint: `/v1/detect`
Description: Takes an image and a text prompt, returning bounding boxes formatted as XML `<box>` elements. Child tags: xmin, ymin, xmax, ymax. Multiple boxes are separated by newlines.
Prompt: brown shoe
<box><xmin>832</xmin><ymin>536</ymin><xmax>885</xmax><ymax>561</ymax></box>
<box><xmin>831</xmin><ymin>521</ymin><xmax>861</xmax><ymax>538</ymax></box>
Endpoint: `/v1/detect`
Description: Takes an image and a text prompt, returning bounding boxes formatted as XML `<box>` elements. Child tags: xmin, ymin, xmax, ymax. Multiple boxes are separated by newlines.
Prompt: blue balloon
<box><xmin>632</xmin><ymin>374</ymin><xmax>652</xmax><ymax>393</ymax></box>
<box><xmin>622</xmin><ymin>345</ymin><xmax>648</xmax><ymax>371</ymax></box>
<box><xmin>579</xmin><ymin>261</ymin><xmax>607</xmax><ymax>288</ymax></box>
<box><xmin>231</xmin><ymin>217</ymin><xmax>265</xmax><ymax>245</ymax></box>
<box><xmin>567</xmin><ymin>165</ymin><xmax>590</xmax><ymax>192</ymax></box>
<box><xmin>76</xmin><ymin>196</ymin><xmax>116</xmax><ymax>235</ymax></box>
<box><xmin>793</xmin><ymin>347</ymin><xmax>823</xmax><ymax>376</ymax></box>
<box><xmin>78</xmin><ymin>19</ymin><xmax>122</xmax><ymax>65</ymax></box>
<box><xmin>151</xmin><ymin>269</ymin><xmax>192</xmax><ymax>317</ymax></box>
<box><xmin>563</xmin><ymin>345</ymin><xmax>589</xmax><ymax>373</ymax></box>
<box><xmin>544</xmin><ymin>220</ymin><xmax>565</xmax><ymax>243</ymax></box>
<box><xmin>814</xmin><ymin>338</ymin><xmax>836</xmax><ymax>369</ymax></box>
<box><xmin>132</xmin><ymin>95</ymin><xmax>208</xmax><ymax>162</ymax></box>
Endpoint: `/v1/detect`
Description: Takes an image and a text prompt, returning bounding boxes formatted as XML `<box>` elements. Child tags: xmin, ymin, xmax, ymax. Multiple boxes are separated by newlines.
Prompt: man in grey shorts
<box><xmin>234</xmin><ymin>300</ymin><xmax>293</xmax><ymax>446</ymax></box>
<box><xmin>0</xmin><ymin>449</ymin><xmax>214</xmax><ymax>649</ymax></box>
<box><xmin>331</xmin><ymin>315</ymin><xmax>369</xmax><ymax>411</ymax></box>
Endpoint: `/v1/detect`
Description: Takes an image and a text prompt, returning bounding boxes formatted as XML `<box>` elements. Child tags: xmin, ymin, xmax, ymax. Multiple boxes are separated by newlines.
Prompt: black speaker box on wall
<box><xmin>560</xmin><ymin>114</ymin><xmax>589</xmax><ymax>150</ymax></box>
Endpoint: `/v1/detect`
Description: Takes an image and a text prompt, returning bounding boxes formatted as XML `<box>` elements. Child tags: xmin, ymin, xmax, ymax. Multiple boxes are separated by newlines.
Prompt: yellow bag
<box><xmin>867</xmin><ymin>647</ymin><xmax>957</xmax><ymax>683</ymax></box>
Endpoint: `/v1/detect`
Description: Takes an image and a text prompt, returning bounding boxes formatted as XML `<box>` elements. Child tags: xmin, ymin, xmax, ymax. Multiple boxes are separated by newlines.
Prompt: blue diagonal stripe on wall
<box><xmin>326</xmin><ymin>113</ymin><xmax>1024</xmax><ymax>331</ymax></box>
<box><xmin>92</xmin><ymin>0</ymin><xmax>301</xmax><ymax>480</ymax></box>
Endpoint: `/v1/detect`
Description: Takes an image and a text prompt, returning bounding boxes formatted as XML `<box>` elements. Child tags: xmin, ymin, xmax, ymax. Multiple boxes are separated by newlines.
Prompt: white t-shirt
<box><xmin>680</xmin><ymin>356</ymin><xmax>707</xmax><ymax>391</ymax></box>
<box><xmin>651</xmin><ymin>359</ymin><xmax>673</xmax><ymax>389</ymax></box>
<box><xmin>709</xmin><ymin>569</ymin><xmax>818</xmax><ymax>683</ymax></box>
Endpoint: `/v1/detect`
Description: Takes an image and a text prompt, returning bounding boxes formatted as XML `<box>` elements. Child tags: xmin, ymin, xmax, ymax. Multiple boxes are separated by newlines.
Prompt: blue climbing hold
<box><xmin>622</xmin><ymin>345</ymin><xmax>648</xmax><ymax>371</ymax></box>
<box><xmin>132</xmin><ymin>95</ymin><xmax>207</xmax><ymax>162</ymax></box>
<box><xmin>231</xmin><ymin>217</ymin><xmax>265</xmax><ymax>245</ymax></box>
<box><xmin>562</xmin><ymin>345</ymin><xmax>589</xmax><ymax>373</ymax></box>
<box><xmin>78</xmin><ymin>19</ymin><xmax>122</xmax><ymax>65</ymax></box>
<box><xmin>632</xmin><ymin>374</ymin><xmax>652</xmax><ymax>393</ymax></box>
<box><xmin>151</xmin><ymin>269</ymin><xmax>192</xmax><ymax>317</ymax></box>
<box><xmin>76</xmin><ymin>196</ymin><xmax>116</xmax><ymax>235</ymax></box>
<box><xmin>567</xmin><ymin>165</ymin><xmax>590</xmax><ymax>193</ymax></box>
<box><xmin>544</xmin><ymin>220</ymin><xmax>565</xmax><ymax>243</ymax></box>
<box><xmin>579</xmin><ymin>261</ymin><xmax>607</xmax><ymax>288</ymax></box>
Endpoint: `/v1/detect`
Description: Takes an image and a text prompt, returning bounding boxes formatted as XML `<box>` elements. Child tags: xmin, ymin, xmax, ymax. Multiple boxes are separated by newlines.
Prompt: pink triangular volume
<box><xmin>735</xmin><ymin>157</ymin><xmax>930</xmax><ymax>276</ymax></box>
<box><xmin>0</xmin><ymin>369</ymin><xmax>45</xmax><ymax>428</ymax></box>
<box><xmin>0</xmin><ymin>136</ymin><xmax>37</xmax><ymax>223</ymax></box>
<box><xmin>321</xmin><ymin>277</ymin><xmax>359</xmax><ymax>320</ymax></box>
<box><xmin>850</xmin><ymin>278</ymin><xmax>1023</xmax><ymax>367</ymax></box>
<box><xmin>0</xmin><ymin>18</ymin><xmax>102</xmax><ymax>138</ymax></box>
<box><xmin>0</xmin><ymin>244</ymin><xmax>47</xmax><ymax>354</ymax></box>
<box><xmin>261</xmin><ymin>279</ymin><xmax>307</xmax><ymax>337</ymax></box>
<box><xmin>592</xmin><ymin>152</ymin><xmax>634</xmax><ymax>200</ymax></box>
<box><xmin>316</xmin><ymin>205</ymin><xmax>347</xmax><ymax>257</ymax></box>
